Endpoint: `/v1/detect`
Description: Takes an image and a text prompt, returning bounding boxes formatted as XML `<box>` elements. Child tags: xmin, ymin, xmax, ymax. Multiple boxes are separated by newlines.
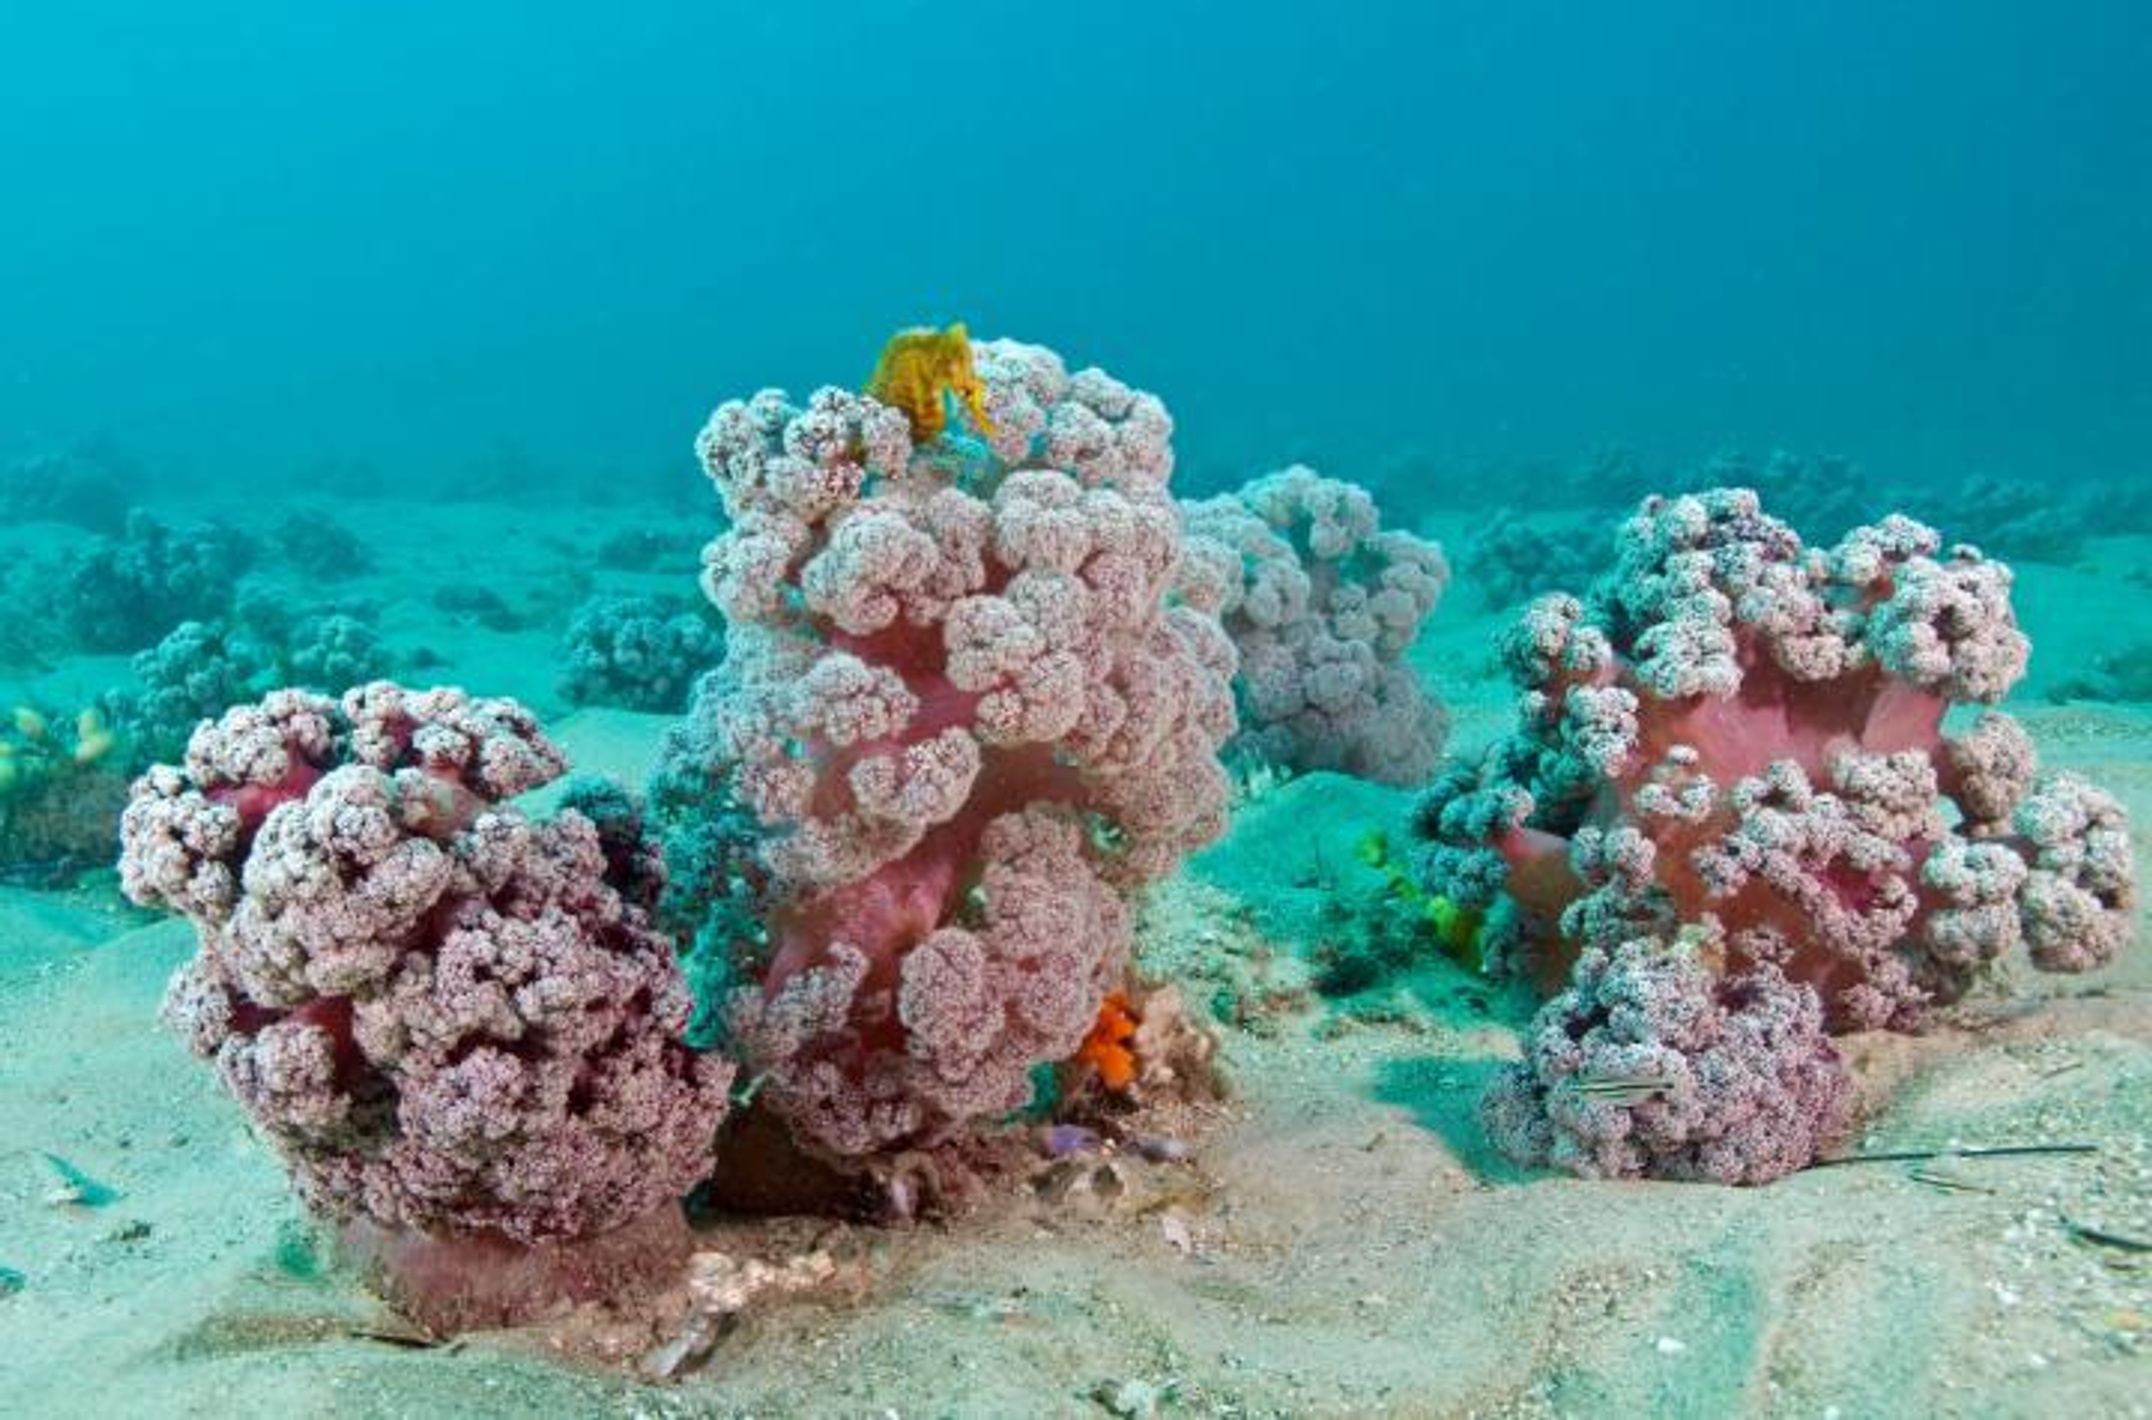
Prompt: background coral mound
<box><xmin>559</xmin><ymin>592</ymin><xmax>723</xmax><ymax>713</ymax></box>
<box><xmin>1180</xmin><ymin>465</ymin><xmax>1450</xmax><ymax>786</ymax></box>
<box><xmin>117</xmin><ymin>682</ymin><xmax>733</xmax><ymax>1246</ymax></box>
<box><xmin>1461</xmin><ymin>505</ymin><xmax>1609</xmax><ymax>611</ymax></box>
<box><xmin>55</xmin><ymin>508</ymin><xmax>256</xmax><ymax>653</ymax></box>
<box><xmin>1417</xmin><ymin>487</ymin><xmax>2137</xmax><ymax>1181</ymax></box>
<box><xmin>656</xmin><ymin>336</ymin><xmax>1236</xmax><ymax>1164</ymax></box>
<box><xmin>102</xmin><ymin>605</ymin><xmax>390</xmax><ymax>769</ymax></box>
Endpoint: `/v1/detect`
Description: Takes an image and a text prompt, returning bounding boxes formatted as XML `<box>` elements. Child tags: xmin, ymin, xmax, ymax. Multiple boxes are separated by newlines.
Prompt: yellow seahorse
<box><xmin>865</xmin><ymin>321</ymin><xmax>995</xmax><ymax>444</ymax></box>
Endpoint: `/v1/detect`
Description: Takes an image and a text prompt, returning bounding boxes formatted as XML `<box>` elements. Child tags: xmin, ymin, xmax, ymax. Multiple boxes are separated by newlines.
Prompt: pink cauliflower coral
<box><xmin>1180</xmin><ymin>465</ymin><xmax>1450</xmax><ymax>785</ymax></box>
<box><xmin>1478</xmin><ymin>930</ymin><xmax>1852</xmax><ymax>1184</ymax></box>
<box><xmin>119</xmin><ymin>683</ymin><xmax>733</xmax><ymax>1321</ymax></box>
<box><xmin>1418</xmin><ymin>487</ymin><xmax>2136</xmax><ymax>1182</ymax></box>
<box><xmin>658</xmin><ymin>336</ymin><xmax>1235</xmax><ymax>1169</ymax></box>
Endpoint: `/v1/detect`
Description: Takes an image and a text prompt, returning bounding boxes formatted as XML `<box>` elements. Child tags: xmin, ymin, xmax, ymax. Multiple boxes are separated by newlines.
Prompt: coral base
<box><xmin>339</xmin><ymin>1203</ymin><xmax>695</xmax><ymax>1335</ymax></box>
<box><xmin>696</xmin><ymin>1102</ymin><xmax>880</xmax><ymax>1217</ymax></box>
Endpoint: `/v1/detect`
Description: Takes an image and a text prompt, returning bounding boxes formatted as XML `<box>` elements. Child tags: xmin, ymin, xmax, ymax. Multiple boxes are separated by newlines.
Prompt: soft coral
<box><xmin>1418</xmin><ymin>488</ymin><xmax>2136</xmax><ymax>1181</ymax></box>
<box><xmin>653</xmin><ymin>335</ymin><xmax>1234</xmax><ymax>1171</ymax></box>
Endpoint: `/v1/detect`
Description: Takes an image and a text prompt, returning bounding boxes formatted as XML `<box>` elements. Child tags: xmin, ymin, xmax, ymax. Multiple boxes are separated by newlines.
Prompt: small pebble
<box><xmin>1041</xmin><ymin>1124</ymin><xmax>1099</xmax><ymax>1158</ymax></box>
<box><xmin>1093</xmin><ymin>1378</ymin><xmax>1162</xmax><ymax>1418</ymax></box>
<box><xmin>1132</xmin><ymin>1135</ymin><xmax>1193</xmax><ymax>1164</ymax></box>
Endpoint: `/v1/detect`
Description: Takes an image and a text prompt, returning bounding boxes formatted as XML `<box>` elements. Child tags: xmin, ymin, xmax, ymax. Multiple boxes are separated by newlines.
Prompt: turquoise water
<box><xmin>3</xmin><ymin>3</ymin><xmax>2147</xmax><ymax>491</ymax></box>
<box><xmin>2</xmin><ymin>6</ymin><xmax>2149</xmax><ymax>1415</ymax></box>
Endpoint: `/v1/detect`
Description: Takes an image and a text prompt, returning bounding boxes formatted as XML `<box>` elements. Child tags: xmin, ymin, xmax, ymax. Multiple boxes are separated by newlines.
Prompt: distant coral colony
<box><xmin>95</xmin><ymin>325</ymin><xmax>2137</xmax><ymax>1335</ymax></box>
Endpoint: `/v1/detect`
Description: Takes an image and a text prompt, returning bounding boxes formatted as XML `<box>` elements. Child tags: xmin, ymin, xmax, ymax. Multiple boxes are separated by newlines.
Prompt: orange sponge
<box><xmin>1075</xmin><ymin>991</ymin><xmax>1139</xmax><ymax>1091</ymax></box>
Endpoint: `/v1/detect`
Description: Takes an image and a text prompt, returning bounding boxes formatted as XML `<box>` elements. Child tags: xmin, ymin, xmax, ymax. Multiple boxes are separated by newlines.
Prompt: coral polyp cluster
<box><xmin>102</xmin><ymin>606</ymin><xmax>390</xmax><ymax>768</ymax></box>
<box><xmin>559</xmin><ymin>592</ymin><xmax>724</xmax><ymax>713</ymax></box>
<box><xmin>1477</xmin><ymin>932</ymin><xmax>1852</xmax><ymax>1185</ymax></box>
<box><xmin>117</xmin><ymin>684</ymin><xmax>733</xmax><ymax>1322</ymax></box>
<box><xmin>54</xmin><ymin>508</ymin><xmax>255</xmax><ymax>653</ymax></box>
<box><xmin>656</xmin><ymin>333</ymin><xmax>1233</xmax><ymax>1170</ymax></box>
<box><xmin>1180</xmin><ymin>465</ymin><xmax>1451</xmax><ymax>785</ymax></box>
<box><xmin>1415</xmin><ymin>487</ymin><xmax>2137</xmax><ymax>1182</ymax></box>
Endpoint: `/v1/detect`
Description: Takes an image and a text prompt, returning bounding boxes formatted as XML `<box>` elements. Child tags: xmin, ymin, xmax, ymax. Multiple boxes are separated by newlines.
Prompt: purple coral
<box><xmin>1180</xmin><ymin>465</ymin><xmax>1450</xmax><ymax>785</ymax></box>
<box><xmin>118</xmin><ymin>683</ymin><xmax>732</xmax><ymax>1268</ymax></box>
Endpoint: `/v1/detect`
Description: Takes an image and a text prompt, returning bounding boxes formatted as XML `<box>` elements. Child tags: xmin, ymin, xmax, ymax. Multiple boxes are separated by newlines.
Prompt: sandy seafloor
<box><xmin>1</xmin><ymin>494</ymin><xmax>2147</xmax><ymax>1419</ymax></box>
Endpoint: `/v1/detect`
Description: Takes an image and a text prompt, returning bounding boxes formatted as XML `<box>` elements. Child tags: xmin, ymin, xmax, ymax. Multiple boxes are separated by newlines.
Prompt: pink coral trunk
<box><xmin>339</xmin><ymin>1203</ymin><xmax>695</xmax><ymax>1335</ymax></box>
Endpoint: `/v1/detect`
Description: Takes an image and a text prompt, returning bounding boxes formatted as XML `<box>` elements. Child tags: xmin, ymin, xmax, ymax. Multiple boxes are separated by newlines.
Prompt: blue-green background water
<box><xmin>2</xmin><ymin>1</ymin><xmax>2146</xmax><ymax>495</ymax></box>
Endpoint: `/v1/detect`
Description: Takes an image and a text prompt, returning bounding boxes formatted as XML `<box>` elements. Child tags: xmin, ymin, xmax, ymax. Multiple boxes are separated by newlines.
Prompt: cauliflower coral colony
<box><xmin>654</xmin><ymin>330</ymin><xmax>1237</xmax><ymax>1176</ymax></box>
<box><xmin>1416</xmin><ymin>488</ymin><xmax>2137</xmax><ymax>1183</ymax></box>
<box><xmin>110</xmin><ymin>326</ymin><xmax>2138</xmax><ymax>1338</ymax></box>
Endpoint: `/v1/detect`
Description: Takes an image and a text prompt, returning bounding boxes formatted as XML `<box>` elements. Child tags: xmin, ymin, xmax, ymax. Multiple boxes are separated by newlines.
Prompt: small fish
<box><xmin>2064</xmin><ymin>1217</ymin><xmax>2152</xmax><ymax>1254</ymax></box>
<box><xmin>1907</xmin><ymin>1168</ymin><xmax>1994</xmax><ymax>1195</ymax></box>
<box><xmin>1572</xmin><ymin>1074</ymin><xmax>1676</xmax><ymax>1106</ymax></box>
<box><xmin>348</xmin><ymin>1326</ymin><xmax>447</xmax><ymax>1351</ymax></box>
<box><xmin>42</xmin><ymin>1153</ymin><xmax>122</xmax><ymax>1208</ymax></box>
<box><xmin>1132</xmin><ymin>1133</ymin><xmax>1194</xmax><ymax>1164</ymax></box>
<box><xmin>916</xmin><ymin>1289</ymin><xmax>1033</xmax><ymax>1322</ymax></box>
